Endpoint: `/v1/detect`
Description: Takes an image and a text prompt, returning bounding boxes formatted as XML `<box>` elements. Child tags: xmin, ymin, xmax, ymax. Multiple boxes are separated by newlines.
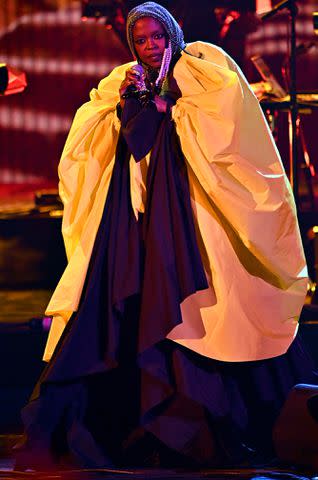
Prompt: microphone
<box><xmin>121</xmin><ymin>64</ymin><xmax>148</xmax><ymax>99</ymax></box>
<box><xmin>131</xmin><ymin>64</ymin><xmax>145</xmax><ymax>79</ymax></box>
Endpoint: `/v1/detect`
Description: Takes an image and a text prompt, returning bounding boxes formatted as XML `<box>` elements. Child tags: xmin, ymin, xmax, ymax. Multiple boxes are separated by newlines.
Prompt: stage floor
<box><xmin>0</xmin><ymin>461</ymin><xmax>317</xmax><ymax>480</ymax></box>
<box><xmin>0</xmin><ymin>287</ymin><xmax>318</xmax><ymax>480</ymax></box>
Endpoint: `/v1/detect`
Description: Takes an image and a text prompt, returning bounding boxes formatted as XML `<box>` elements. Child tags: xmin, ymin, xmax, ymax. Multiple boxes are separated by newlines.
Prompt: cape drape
<box><xmin>43</xmin><ymin>41</ymin><xmax>307</xmax><ymax>363</ymax></box>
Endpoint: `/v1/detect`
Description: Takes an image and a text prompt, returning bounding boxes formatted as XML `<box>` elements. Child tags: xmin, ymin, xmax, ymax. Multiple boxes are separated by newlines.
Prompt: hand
<box><xmin>119</xmin><ymin>67</ymin><xmax>145</xmax><ymax>107</ymax></box>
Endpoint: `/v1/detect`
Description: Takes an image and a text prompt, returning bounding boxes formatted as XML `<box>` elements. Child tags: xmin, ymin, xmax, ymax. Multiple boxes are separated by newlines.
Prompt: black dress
<box><xmin>15</xmin><ymin>91</ymin><xmax>317</xmax><ymax>470</ymax></box>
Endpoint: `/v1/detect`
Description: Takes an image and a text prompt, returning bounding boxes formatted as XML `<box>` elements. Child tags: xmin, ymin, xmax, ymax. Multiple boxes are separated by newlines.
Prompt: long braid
<box><xmin>155</xmin><ymin>40</ymin><xmax>172</xmax><ymax>91</ymax></box>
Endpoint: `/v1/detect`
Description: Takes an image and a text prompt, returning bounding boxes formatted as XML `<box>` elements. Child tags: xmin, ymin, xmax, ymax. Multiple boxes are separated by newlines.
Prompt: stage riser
<box><xmin>0</xmin><ymin>216</ymin><xmax>66</xmax><ymax>288</ymax></box>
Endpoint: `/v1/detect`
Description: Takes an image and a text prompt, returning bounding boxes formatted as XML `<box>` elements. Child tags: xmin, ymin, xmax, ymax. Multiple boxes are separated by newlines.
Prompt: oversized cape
<box><xmin>44</xmin><ymin>41</ymin><xmax>307</xmax><ymax>363</ymax></box>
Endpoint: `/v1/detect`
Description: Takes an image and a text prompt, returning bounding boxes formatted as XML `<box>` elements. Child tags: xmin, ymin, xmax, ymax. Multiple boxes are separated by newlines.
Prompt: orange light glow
<box><xmin>256</xmin><ymin>0</ymin><xmax>272</xmax><ymax>14</ymax></box>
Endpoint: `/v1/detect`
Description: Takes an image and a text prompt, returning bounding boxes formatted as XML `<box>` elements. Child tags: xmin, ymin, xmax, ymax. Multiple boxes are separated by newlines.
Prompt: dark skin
<box><xmin>119</xmin><ymin>17</ymin><xmax>169</xmax><ymax>112</ymax></box>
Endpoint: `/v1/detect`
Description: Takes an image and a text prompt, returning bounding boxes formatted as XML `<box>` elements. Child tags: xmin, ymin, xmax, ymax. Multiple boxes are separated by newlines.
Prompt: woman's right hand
<box><xmin>119</xmin><ymin>67</ymin><xmax>143</xmax><ymax>108</ymax></box>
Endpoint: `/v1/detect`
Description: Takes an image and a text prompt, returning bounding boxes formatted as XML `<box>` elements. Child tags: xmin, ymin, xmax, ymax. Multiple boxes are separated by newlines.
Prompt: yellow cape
<box><xmin>43</xmin><ymin>42</ymin><xmax>307</xmax><ymax>362</ymax></box>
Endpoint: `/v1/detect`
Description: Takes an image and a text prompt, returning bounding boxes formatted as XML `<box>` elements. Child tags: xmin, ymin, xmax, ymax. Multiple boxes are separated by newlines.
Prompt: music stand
<box><xmin>251</xmin><ymin>55</ymin><xmax>317</xmax><ymax>210</ymax></box>
<box><xmin>262</xmin><ymin>0</ymin><xmax>300</xmax><ymax>205</ymax></box>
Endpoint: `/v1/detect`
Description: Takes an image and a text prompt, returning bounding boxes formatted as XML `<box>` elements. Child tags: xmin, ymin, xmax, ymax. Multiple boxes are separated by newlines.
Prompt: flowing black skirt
<box><xmin>16</xmin><ymin>100</ymin><xmax>317</xmax><ymax>470</ymax></box>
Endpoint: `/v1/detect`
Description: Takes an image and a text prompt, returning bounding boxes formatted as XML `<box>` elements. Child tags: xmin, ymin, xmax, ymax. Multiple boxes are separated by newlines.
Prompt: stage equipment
<box><xmin>307</xmin><ymin>226</ymin><xmax>318</xmax><ymax>305</ymax></box>
<box><xmin>251</xmin><ymin>52</ymin><xmax>317</xmax><ymax>209</ymax></box>
<box><xmin>260</xmin><ymin>97</ymin><xmax>318</xmax><ymax>210</ymax></box>
<box><xmin>34</xmin><ymin>189</ymin><xmax>63</xmax><ymax>210</ymax></box>
<box><xmin>249</xmin><ymin>81</ymin><xmax>272</xmax><ymax>99</ymax></box>
<box><xmin>0</xmin><ymin>206</ymin><xmax>66</xmax><ymax>288</ymax></box>
<box><xmin>251</xmin><ymin>55</ymin><xmax>286</xmax><ymax>98</ymax></box>
<box><xmin>313</xmin><ymin>11</ymin><xmax>318</xmax><ymax>34</ymax></box>
<box><xmin>261</xmin><ymin>0</ymin><xmax>293</xmax><ymax>20</ymax></box>
<box><xmin>261</xmin><ymin>1</ymin><xmax>300</xmax><ymax>206</ymax></box>
<box><xmin>218</xmin><ymin>10</ymin><xmax>241</xmax><ymax>40</ymax></box>
<box><xmin>0</xmin><ymin>64</ymin><xmax>27</xmax><ymax>96</ymax></box>
<box><xmin>273</xmin><ymin>384</ymin><xmax>318</xmax><ymax>469</ymax></box>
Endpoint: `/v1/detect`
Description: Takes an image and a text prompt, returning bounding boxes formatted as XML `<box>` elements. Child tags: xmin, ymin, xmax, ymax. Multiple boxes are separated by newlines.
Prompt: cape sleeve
<box><xmin>43</xmin><ymin>62</ymin><xmax>135</xmax><ymax>361</ymax></box>
<box><xmin>172</xmin><ymin>43</ymin><xmax>307</xmax><ymax>291</ymax></box>
<box><xmin>59</xmin><ymin>61</ymin><xmax>135</xmax><ymax>260</ymax></box>
<box><xmin>165</xmin><ymin>42</ymin><xmax>307</xmax><ymax>360</ymax></box>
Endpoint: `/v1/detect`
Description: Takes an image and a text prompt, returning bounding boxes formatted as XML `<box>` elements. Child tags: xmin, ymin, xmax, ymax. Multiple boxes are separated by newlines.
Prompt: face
<box><xmin>132</xmin><ymin>17</ymin><xmax>167</xmax><ymax>69</ymax></box>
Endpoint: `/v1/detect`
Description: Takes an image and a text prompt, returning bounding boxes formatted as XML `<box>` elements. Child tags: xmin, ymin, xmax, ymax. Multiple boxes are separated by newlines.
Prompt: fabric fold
<box><xmin>16</xmin><ymin>99</ymin><xmax>317</xmax><ymax>470</ymax></box>
<box><xmin>44</xmin><ymin>42</ymin><xmax>307</xmax><ymax>363</ymax></box>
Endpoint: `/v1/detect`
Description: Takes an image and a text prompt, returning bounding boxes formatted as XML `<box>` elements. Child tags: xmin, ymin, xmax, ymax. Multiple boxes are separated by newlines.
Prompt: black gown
<box><xmin>15</xmin><ymin>93</ymin><xmax>317</xmax><ymax>471</ymax></box>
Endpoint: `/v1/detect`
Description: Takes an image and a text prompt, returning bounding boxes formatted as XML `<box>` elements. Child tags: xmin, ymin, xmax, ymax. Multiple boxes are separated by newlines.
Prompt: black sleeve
<box><xmin>121</xmin><ymin>97</ymin><xmax>165</xmax><ymax>162</ymax></box>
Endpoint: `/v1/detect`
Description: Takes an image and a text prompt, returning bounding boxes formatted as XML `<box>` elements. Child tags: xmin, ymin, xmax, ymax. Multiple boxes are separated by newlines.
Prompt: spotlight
<box><xmin>0</xmin><ymin>64</ymin><xmax>27</xmax><ymax>96</ymax></box>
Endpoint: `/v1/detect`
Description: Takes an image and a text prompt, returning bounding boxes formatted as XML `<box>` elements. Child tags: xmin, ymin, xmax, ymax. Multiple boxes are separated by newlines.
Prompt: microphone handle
<box><xmin>121</xmin><ymin>83</ymin><xmax>139</xmax><ymax>99</ymax></box>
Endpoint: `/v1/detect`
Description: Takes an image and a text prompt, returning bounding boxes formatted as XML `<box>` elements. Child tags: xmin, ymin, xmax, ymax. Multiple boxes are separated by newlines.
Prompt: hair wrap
<box><xmin>126</xmin><ymin>1</ymin><xmax>185</xmax><ymax>59</ymax></box>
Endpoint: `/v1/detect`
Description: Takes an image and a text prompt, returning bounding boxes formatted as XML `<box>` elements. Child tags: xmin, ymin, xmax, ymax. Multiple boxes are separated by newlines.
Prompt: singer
<box><xmin>16</xmin><ymin>1</ymin><xmax>316</xmax><ymax>471</ymax></box>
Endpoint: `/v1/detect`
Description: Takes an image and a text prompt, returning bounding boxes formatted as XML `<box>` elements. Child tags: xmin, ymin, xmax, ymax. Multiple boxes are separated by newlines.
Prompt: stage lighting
<box><xmin>314</xmin><ymin>12</ymin><xmax>318</xmax><ymax>35</ymax></box>
<box><xmin>0</xmin><ymin>64</ymin><xmax>27</xmax><ymax>96</ymax></box>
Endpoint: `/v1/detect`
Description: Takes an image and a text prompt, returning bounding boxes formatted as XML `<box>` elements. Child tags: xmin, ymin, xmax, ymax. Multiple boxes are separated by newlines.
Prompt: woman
<box><xmin>16</xmin><ymin>1</ymin><xmax>315</xmax><ymax>470</ymax></box>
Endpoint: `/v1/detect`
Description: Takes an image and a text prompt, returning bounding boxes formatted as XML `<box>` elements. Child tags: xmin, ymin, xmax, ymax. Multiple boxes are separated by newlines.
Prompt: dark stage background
<box><xmin>0</xmin><ymin>0</ymin><xmax>317</xmax><ymax>186</ymax></box>
<box><xmin>0</xmin><ymin>0</ymin><xmax>318</xmax><ymax>442</ymax></box>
